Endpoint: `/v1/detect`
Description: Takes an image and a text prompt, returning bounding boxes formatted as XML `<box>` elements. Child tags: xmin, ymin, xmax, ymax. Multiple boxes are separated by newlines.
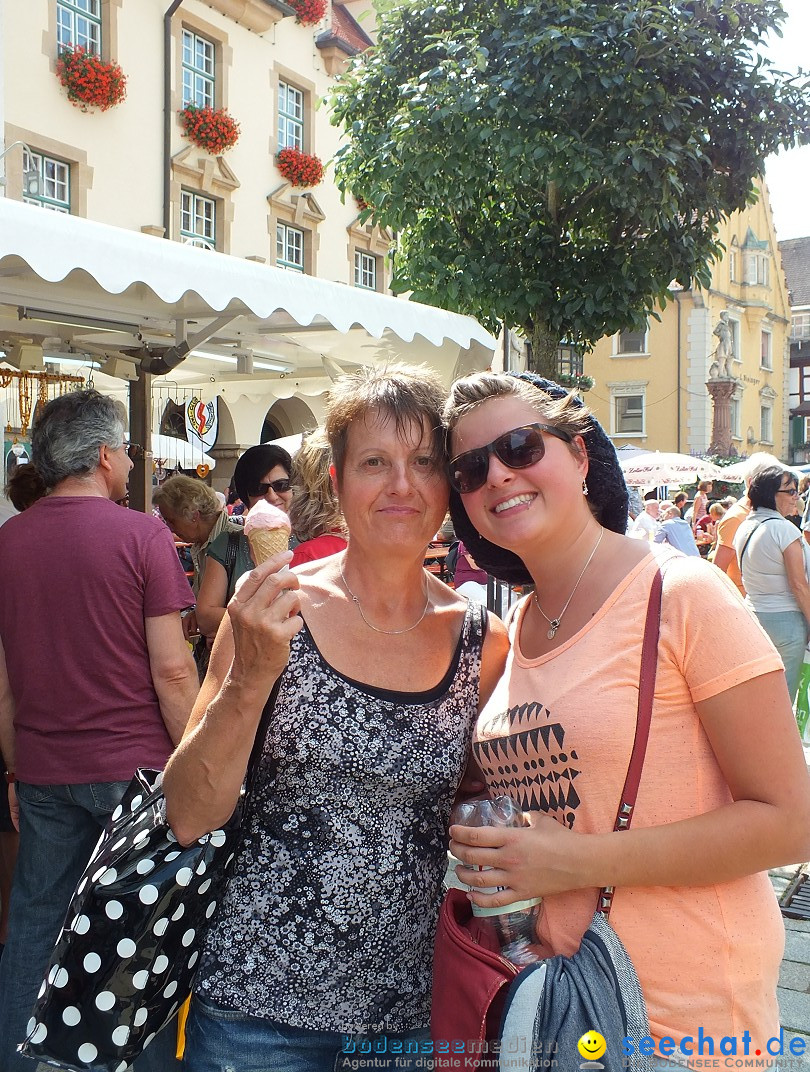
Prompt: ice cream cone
<box><xmin>247</xmin><ymin>527</ymin><xmax>290</xmax><ymax>566</ymax></box>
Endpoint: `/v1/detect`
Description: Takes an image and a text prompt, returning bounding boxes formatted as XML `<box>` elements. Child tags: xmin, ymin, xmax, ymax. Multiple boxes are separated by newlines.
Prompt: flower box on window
<box><xmin>557</xmin><ymin>373</ymin><xmax>594</xmax><ymax>392</ymax></box>
<box><xmin>289</xmin><ymin>0</ymin><xmax>327</xmax><ymax>25</ymax></box>
<box><xmin>56</xmin><ymin>45</ymin><xmax>127</xmax><ymax>112</ymax></box>
<box><xmin>276</xmin><ymin>147</ymin><xmax>324</xmax><ymax>188</ymax></box>
<box><xmin>179</xmin><ymin>105</ymin><xmax>241</xmax><ymax>155</ymax></box>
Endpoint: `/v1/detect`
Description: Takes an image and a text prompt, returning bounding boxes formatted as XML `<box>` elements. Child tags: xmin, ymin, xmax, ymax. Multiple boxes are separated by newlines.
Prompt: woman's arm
<box><xmin>163</xmin><ymin>551</ymin><xmax>302</xmax><ymax>845</ymax></box>
<box><xmin>783</xmin><ymin>538</ymin><xmax>810</xmax><ymax>626</ymax></box>
<box><xmin>196</xmin><ymin>557</ymin><xmax>229</xmax><ymax>639</ymax></box>
<box><xmin>452</xmin><ymin>668</ymin><xmax>810</xmax><ymax>904</ymax></box>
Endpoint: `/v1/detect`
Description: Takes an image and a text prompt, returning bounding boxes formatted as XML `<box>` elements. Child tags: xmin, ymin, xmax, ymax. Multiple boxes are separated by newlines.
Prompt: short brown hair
<box><xmin>325</xmin><ymin>364</ymin><xmax>446</xmax><ymax>479</ymax></box>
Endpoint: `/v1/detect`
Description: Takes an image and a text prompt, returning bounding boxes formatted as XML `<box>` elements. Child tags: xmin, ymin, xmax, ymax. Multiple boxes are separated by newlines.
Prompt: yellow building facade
<box><xmin>582</xmin><ymin>182</ymin><xmax>792</xmax><ymax>460</ymax></box>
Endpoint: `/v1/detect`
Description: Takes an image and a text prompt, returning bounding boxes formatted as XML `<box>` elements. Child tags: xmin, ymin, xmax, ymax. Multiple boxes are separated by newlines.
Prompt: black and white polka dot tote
<box><xmin>19</xmin><ymin>767</ymin><xmax>241</xmax><ymax>1072</ymax></box>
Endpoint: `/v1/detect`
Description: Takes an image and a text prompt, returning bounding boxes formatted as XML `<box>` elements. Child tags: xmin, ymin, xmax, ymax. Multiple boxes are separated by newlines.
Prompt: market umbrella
<box><xmin>619</xmin><ymin>452</ymin><xmax>725</xmax><ymax>488</ymax></box>
<box><xmin>615</xmin><ymin>445</ymin><xmax>652</xmax><ymax>461</ymax></box>
<box><xmin>150</xmin><ymin>433</ymin><xmax>216</xmax><ymax>470</ymax></box>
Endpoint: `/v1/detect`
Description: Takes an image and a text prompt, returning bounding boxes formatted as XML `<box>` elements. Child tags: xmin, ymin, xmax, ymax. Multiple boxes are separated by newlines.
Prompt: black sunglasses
<box><xmin>448</xmin><ymin>423</ymin><xmax>572</xmax><ymax>495</ymax></box>
<box><xmin>257</xmin><ymin>478</ymin><xmax>292</xmax><ymax>495</ymax></box>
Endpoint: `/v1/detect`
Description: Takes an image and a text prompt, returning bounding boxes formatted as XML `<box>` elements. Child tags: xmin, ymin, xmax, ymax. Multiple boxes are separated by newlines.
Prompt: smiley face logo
<box><xmin>577</xmin><ymin>1031</ymin><xmax>607</xmax><ymax>1061</ymax></box>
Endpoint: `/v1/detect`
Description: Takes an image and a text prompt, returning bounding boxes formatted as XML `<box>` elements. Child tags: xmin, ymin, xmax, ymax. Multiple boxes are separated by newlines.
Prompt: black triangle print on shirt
<box><xmin>473</xmin><ymin>702</ymin><xmax>581</xmax><ymax>828</ymax></box>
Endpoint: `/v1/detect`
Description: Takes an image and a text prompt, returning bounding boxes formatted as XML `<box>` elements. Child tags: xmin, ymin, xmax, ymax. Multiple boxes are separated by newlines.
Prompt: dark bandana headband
<box><xmin>448</xmin><ymin>372</ymin><xmax>629</xmax><ymax>585</ymax></box>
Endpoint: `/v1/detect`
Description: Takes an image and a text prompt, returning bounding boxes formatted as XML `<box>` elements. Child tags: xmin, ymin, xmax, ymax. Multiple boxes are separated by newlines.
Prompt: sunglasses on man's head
<box><xmin>257</xmin><ymin>478</ymin><xmax>292</xmax><ymax>495</ymax></box>
<box><xmin>448</xmin><ymin>423</ymin><xmax>573</xmax><ymax>495</ymax></box>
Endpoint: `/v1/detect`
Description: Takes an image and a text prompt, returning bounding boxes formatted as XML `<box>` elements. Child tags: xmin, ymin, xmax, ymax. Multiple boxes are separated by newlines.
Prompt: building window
<box><xmin>182</xmin><ymin>29</ymin><xmax>215</xmax><ymax>109</ymax></box>
<box><xmin>729</xmin><ymin>250</ymin><xmax>738</xmax><ymax>283</ymax></box>
<box><xmin>760</xmin><ymin>404</ymin><xmax>773</xmax><ymax>444</ymax></box>
<box><xmin>617</xmin><ymin>328</ymin><xmax>647</xmax><ymax>354</ymax></box>
<box><xmin>22</xmin><ymin>149</ymin><xmax>70</xmax><ymax>213</ymax></box>
<box><xmin>760</xmin><ymin>329</ymin><xmax>773</xmax><ymax>370</ymax></box>
<box><xmin>278</xmin><ymin>82</ymin><xmax>304</xmax><ymax>151</ymax></box>
<box><xmin>57</xmin><ymin>0</ymin><xmax>101</xmax><ymax>53</ymax></box>
<box><xmin>180</xmin><ymin>190</ymin><xmax>216</xmax><ymax>249</ymax></box>
<box><xmin>276</xmin><ymin>222</ymin><xmax>304</xmax><ymax>272</ymax></box>
<box><xmin>610</xmin><ymin>386</ymin><xmax>646</xmax><ymax>436</ymax></box>
<box><xmin>354</xmin><ymin>251</ymin><xmax>377</xmax><ymax>290</ymax></box>
<box><xmin>792</xmin><ymin>312</ymin><xmax>810</xmax><ymax>340</ymax></box>
<box><xmin>731</xmin><ymin>388</ymin><xmax>742</xmax><ymax>440</ymax></box>
<box><xmin>556</xmin><ymin>343</ymin><xmax>583</xmax><ymax>377</ymax></box>
<box><xmin>744</xmin><ymin>252</ymin><xmax>769</xmax><ymax>287</ymax></box>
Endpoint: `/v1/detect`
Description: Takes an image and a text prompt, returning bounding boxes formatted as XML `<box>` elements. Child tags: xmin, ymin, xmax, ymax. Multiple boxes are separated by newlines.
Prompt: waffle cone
<box><xmin>247</xmin><ymin>528</ymin><xmax>290</xmax><ymax>565</ymax></box>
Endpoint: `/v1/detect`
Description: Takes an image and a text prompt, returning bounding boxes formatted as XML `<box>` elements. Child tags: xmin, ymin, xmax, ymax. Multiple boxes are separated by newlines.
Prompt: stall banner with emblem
<box><xmin>4</xmin><ymin>435</ymin><xmax>32</xmax><ymax>484</ymax></box>
<box><xmin>185</xmin><ymin>397</ymin><xmax>218</xmax><ymax>452</ymax></box>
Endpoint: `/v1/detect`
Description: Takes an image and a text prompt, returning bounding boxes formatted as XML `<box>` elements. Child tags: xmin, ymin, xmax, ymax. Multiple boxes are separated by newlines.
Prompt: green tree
<box><xmin>331</xmin><ymin>0</ymin><xmax>810</xmax><ymax>377</ymax></box>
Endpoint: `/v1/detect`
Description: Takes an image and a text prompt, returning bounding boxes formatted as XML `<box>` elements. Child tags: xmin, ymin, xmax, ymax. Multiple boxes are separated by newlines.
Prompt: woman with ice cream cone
<box><xmin>162</xmin><ymin>365</ymin><xmax>509</xmax><ymax>1072</ymax></box>
<box><xmin>196</xmin><ymin>444</ymin><xmax>292</xmax><ymax>642</ymax></box>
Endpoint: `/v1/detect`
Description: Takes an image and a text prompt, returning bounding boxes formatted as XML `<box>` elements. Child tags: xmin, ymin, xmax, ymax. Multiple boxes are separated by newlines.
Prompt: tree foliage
<box><xmin>331</xmin><ymin>0</ymin><xmax>810</xmax><ymax>375</ymax></box>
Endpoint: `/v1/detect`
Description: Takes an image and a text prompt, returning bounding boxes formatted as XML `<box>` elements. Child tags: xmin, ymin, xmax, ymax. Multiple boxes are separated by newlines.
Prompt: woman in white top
<box><xmin>734</xmin><ymin>465</ymin><xmax>810</xmax><ymax>700</ymax></box>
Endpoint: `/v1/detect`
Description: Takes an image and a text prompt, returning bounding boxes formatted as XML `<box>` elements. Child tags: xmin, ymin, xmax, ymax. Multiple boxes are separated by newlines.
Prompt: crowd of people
<box><xmin>0</xmin><ymin>369</ymin><xmax>809</xmax><ymax>1072</ymax></box>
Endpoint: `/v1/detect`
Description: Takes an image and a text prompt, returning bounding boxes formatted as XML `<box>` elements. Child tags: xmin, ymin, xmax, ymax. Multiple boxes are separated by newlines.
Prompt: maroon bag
<box><xmin>431</xmin><ymin>568</ymin><xmax>663</xmax><ymax>1070</ymax></box>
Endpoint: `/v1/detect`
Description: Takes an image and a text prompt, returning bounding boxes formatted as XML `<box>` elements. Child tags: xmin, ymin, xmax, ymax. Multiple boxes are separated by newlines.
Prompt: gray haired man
<box><xmin>0</xmin><ymin>389</ymin><xmax>197</xmax><ymax>1071</ymax></box>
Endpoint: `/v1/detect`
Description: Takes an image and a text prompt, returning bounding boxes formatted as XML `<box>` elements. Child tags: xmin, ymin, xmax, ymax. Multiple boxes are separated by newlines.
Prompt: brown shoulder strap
<box><xmin>599</xmin><ymin>566</ymin><xmax>663</xmax><ymax>916</ymax></box>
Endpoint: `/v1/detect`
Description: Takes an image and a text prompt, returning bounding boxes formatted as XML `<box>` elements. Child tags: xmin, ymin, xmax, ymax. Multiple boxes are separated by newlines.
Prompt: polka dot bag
<box><xmin>19</xmin><ymin>766</ymin><xmax>242</xmax><ymax>1071</ymax></box>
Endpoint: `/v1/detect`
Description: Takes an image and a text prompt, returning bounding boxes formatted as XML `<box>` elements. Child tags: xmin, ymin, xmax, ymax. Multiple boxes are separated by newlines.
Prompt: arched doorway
<box><xmin>260</xmin><ymin>397</ymin><xmax>317</xmax><ymax>442</ymax></box>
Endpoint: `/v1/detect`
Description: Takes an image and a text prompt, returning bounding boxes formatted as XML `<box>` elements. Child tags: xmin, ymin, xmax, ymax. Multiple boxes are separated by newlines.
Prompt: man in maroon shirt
<box><xmin>0</xmin><ymin>390</ymin><xmax>198</xmax><ymax>1071</ymax></box>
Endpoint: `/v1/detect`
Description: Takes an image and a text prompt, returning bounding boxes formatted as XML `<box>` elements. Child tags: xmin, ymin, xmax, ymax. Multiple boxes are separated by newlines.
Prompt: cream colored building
<box><xmin>579</xmin><ymin>182</ymin><xmax>792</xmax><ymax>460</ymax></box>
<box><xmin>0</xmin><ymin>0</ymin><xmax>493</xmax><ymax>501</ymax></box>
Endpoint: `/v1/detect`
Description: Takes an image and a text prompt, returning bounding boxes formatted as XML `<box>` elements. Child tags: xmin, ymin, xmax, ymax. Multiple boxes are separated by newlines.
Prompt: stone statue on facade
<box><xmin>709</xmin><ymin>311</ymin><xmax>734</xmax><ymax>379</ymax></box>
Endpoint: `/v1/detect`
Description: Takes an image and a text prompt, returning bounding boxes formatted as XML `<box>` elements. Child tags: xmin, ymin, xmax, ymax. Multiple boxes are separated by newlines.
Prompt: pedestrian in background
<box><xmin>288</xmin><ymin>429</ymin><xmax>348</xmax><ymax>567</ymax></box>
<box><xmin>0</xmin><ymin>390</ymin><xmax>197</xmax><ymax>1071</ymax></box>
<box><xmin>734</xmin><ymin>465</ymin><xmax>810</xmax><ymax>701</ymax></box>
<box><xmin>653</xmin><ymin>502</ymin><xmax>700</xmax><ymax>556</ymax></box>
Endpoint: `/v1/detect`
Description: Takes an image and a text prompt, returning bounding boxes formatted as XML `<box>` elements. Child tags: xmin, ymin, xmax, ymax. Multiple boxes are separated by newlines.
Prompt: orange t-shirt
<box><xmin>715</xmin><ymin>499</ymin><xmax>750</xmax><ymax>596</ymax></box>
<box><xmin>474</xmin><ymin>549</ymin><xmax>784</xmax><ymax>1054</ymax></box>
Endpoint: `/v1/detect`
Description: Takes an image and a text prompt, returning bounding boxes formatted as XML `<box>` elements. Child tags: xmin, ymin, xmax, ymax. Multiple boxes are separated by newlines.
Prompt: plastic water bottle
<box><xmin>450</xmin><ymin>795</ymin><xmax>541</xmax><ymax>967</ymax></box>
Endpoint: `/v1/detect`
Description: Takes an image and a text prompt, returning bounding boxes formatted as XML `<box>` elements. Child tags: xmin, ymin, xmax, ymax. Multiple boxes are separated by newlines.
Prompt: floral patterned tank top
<box><xmin>196</xmin><ymin>600</ymin><xmax>486</xmax><ymax>1033</ymax></box>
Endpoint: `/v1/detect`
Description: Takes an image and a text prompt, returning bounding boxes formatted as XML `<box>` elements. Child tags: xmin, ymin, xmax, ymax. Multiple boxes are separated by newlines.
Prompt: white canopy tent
<box><xmin>0</xmin><ymin>198</ymin><xmax>495</xmax><ymax>382</ymax></box>
<box><xmin>0</xmin><ymin>199</ymin><xmax>496</xmax><ymax>507</ymax></box>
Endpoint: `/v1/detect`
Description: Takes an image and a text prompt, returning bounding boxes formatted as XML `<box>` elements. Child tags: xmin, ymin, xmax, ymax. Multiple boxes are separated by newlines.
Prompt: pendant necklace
<box><xmin>339</xmin><ymin>559</ymin><xmax>431</xmax><ymax>635</ymax></box>
<box><xmin>533</xmin><ymin>527</ymin><xmax>604</xmax><ymax>640</ymax></box>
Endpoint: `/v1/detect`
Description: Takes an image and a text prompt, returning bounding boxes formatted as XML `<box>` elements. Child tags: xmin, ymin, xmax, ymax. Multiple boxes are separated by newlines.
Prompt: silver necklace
<box><xmin>533</xmin><ymin>527</ymin><xmax>604</xmax><ymax>640</ymax></box>
<box><xmin>339</xmin><ymin>559</ymin><xmax>431</xmax><ymax>635</ymax></box>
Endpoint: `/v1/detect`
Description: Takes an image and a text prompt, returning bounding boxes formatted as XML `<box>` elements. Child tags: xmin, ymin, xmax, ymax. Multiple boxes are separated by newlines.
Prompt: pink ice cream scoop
<box><xmin>244</xmin><ymin>499</ymin><xmax>291</xmax><ymax>565</ymax></box>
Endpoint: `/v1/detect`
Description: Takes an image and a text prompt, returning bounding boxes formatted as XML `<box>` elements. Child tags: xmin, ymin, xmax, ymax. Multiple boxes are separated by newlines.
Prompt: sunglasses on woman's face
<box><xmin>257</xmin><ymin>478</ymin><xmax>292</xmax><ymax>495</ymax></box>
<box><xmin>448</xmin><ymin>423</ymin><xmax>573</xmax><ymax>495</ymax></box>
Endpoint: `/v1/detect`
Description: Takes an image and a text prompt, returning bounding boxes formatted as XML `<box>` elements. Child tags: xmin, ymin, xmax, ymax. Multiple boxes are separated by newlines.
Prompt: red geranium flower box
<box><xmin>56</xmin><ymin>45</ymin><xmax>127</xmax><ymax>112</ymax></box>
<box><xmin>179</xmin><ymin>104</ymin><xmax>241</xmax><ymax>155</ymax></box>
<box><xmin>289</xmin><ymin>0</ymin><xmax>327</xmax><ymax>26</ymax></box>
<box><xmin>276</xmin><ymin>147</ymin><xmax>324</xmax><ymax>188</ymax></box>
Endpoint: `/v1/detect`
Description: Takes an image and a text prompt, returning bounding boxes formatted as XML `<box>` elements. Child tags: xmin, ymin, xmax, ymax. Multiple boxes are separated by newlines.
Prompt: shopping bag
<box><xmin>19</xmin><ymin>768</ymin><xmax>240</xmax><ymax>1072</ymax></box>
<box><xmin>795</xmin><ymin>647</ymin><xmax>810</xmax><ymax>741</ymax></box>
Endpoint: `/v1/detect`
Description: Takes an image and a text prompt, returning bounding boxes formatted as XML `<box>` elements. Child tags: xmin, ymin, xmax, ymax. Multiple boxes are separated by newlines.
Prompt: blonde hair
<box><xmin>288</xmin><ymin>429</ymin><xmax>346</xmax><ymax>543</ymax></box>
<box><xmin>152</xmin><ymin>474</ymin><xmax>221</xmax><ymax>522</ymax></box>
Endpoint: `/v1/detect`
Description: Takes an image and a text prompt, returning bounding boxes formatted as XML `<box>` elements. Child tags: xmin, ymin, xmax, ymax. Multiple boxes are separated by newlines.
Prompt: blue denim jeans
<box><xmin>183</xmin><ymin>995</ymin><xmax>432</xmax><ymax>1072</ymax></box>
<box><xmin>0</xmin><ymin>780</ymin><xmax>180</xmax><ymax>1072</ymax></box>
<box><xmin>754</xmin><ymin>610</ymin><xmax>808</xmax><ymax>703</ymax></box>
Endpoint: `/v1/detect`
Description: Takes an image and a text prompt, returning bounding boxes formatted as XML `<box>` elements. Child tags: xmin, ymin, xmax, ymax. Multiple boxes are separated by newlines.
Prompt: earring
<box><xmin>582</xmin><ymin>480</ymin><xmax>588</xmax><ymax>496</ymax></box>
